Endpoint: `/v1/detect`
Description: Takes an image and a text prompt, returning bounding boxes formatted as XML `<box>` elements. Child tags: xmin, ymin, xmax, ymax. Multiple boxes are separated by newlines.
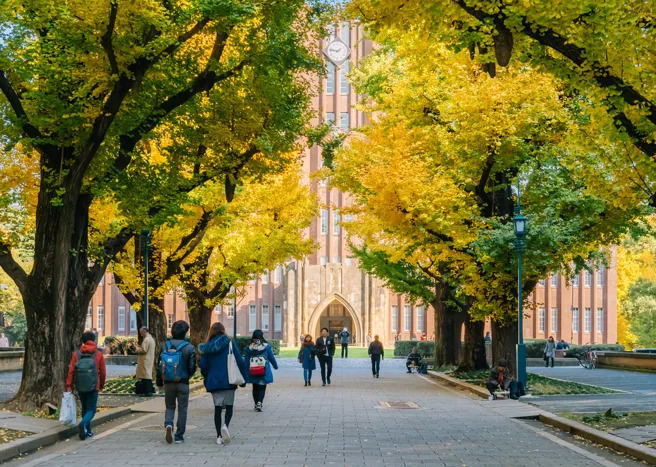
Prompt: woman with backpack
<box><xmin>244</xmin><ymin>329</ymin><xmax>278</xmax><ymax>412</ymax></box>
<box><xmin>199</xmin><ymin>322</ymin><xmax>246</xmax><ymax>445</ymax></box>
<box><xmin>297</xmin><ymin>334</ymin><xmax>316</xmax><ymax>386</ymax></box>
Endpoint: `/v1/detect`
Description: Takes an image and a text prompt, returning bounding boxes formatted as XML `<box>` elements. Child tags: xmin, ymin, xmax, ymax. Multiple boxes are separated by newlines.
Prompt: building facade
<box><xmin>86</xmin><ymin>23</ymin><xmax>618</xmax><ymax>347</ymax></box>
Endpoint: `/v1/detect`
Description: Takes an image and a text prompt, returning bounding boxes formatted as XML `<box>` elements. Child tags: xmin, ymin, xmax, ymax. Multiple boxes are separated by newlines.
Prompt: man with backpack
<box><xmin>156</xmin><ymin>320</ymin><xmax>196</xmax><ymax>444</ymax></box>
<box><xmin>66</xmin><ymin>331</ymin><xmax>107</xmax><ymax>441</ymax></box>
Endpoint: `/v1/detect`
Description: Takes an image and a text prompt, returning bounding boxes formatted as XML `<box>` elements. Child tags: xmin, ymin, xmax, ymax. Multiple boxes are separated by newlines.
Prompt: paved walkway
<box><xmin>6</xmin><ymin>358</ymin><xmax>634</xmax><ymax>466</ymax></box>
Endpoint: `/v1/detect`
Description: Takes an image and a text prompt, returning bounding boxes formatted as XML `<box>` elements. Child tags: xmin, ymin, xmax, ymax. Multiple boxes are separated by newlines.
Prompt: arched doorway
<box><xmin>308</xmin><ymin>294</ymin><xmax>362</xmax><ymax>345</ymax></box>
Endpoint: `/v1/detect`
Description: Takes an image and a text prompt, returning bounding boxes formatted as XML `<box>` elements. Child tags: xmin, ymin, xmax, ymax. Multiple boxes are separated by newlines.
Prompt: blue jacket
<box><xmin>297</xmin><ymin>345</ymin><xmax>316</xmax><ymax>370</ymax></box>
<box><xmin>244</xmin><ymin>343</ymin><xmax>278</xmax><ymax>385</ymax></box>
<box><xmin>199</xmin><ymin>335</ymin><xmax>246</xmax><ymax>392</ymax></box>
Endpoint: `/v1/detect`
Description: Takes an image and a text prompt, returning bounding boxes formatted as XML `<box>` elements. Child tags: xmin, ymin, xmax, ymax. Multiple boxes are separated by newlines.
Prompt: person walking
<box><xmin>156</xmin><ymin>320</ymin><xmax>196</xmax><ymax>444</ymax></box>
<box><xmin>199</xmin><ymin>322</ymin><xmax>246</xmax><ymax>445</ymax></box>
<box><xmin>135</xmin><ymin>326</ymin><xmax>156</xmax><ymax>395</ymax></box>
<box><xmin>244</xmin><ymin>330</ymin><xmax>278</xmax><ymax>412</ymax></box>
<box><xmin>0</xmin><ymin>333</ymin><xmax>8</xmax><ymax>347</ymax></box>
<box><xmin>368</xmin><ymin>335</ymin><xmax>384</xmax><ymax>378</ymax></box>
<box><xmin>297</xmin><ymin>335</ymin><xmax>316</xmax><ymax>386</ymax></box>
<box><xmin>66</xmin><ymin>331</ymin><xmax>106</xmax><ymax>440</ymax></box>
<box><xmin>544</xmin><ymin>336</ymin><xmax>556</xmax><ymax>368</ymax></box>
<box><xmin>339</xmin><ymin>327</ymin><xmax>350</xmax><ymax>358</ymax></box>
<box><xmin>315</xmin><ymin>327</ymin><xmax>335</xmax><ymax>386</ymax></box>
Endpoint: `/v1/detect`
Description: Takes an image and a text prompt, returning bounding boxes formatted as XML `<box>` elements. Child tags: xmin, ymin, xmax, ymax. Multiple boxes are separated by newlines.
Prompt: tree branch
<box><xmin>100</xmin><ymin>0</ymin><xmax>119</xmax><ymax>75</ymax></box>
<box><xmin>0</xmin><ymin>241</ymin><xmax>29</xmax><ymax>295</ymax></box>
<box><xmin>0</xmin><ymin>71</ymin><xmax>43</xmax><ymax>143</ymax></box>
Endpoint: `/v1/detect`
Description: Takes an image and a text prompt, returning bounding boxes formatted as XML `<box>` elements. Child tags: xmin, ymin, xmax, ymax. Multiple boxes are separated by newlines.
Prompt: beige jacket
<box><xmin>135</xmin><ymin>334</ymin><xmax>155</xmax><ymax>380</ymax></box>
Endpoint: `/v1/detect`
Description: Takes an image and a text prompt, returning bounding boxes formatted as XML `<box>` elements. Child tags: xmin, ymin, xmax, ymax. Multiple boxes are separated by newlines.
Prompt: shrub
<box><xmin>104</xmin><ymin>336</ymin><xmax>139</xmax><ymax>355</ymax></box>
<box><xmin>566</xmin><ymin>344</ymin><xmax>624</xmax><ymax>360</ymax></box>
<box><xmin>525</xmin><ymin>339</ymin><xmax>624</xmax><ymax>358</ymax></box>
<box><xmin>394</xmin><ymin>340</ymin><xmax>435</xmax><ymax>357</ymax></box>
<box><xmin>234</xmin><ymin>336</ymin><xmax>280</xmax><ymax>356</ymax></box>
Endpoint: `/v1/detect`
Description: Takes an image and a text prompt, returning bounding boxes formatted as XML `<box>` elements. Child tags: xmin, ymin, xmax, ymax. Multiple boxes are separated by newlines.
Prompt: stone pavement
<box><xmin>5</xmin><ymin>358</ymin><xmax>633</xmax><ymax>467</ymax></box>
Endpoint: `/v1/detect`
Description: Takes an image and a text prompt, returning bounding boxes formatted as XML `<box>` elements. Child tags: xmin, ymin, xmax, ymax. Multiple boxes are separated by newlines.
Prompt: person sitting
<box><xmin>406</xmin><ymin>347</ymin><xmax>422</xmax><ymax>373</ymax></box>
<box><xmin>485</xmin><ymin>360</ymin><xmax>511</xmax><ymax>400</ymax></box>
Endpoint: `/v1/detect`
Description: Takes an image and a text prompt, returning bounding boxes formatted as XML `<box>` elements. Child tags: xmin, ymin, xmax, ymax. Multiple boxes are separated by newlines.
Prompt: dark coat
<box><xmin>156</xmin><ymin>338</ymin><xmax>197</xmax><ymax>386</ymax></box>
<box><xmin>406</xmin><ymin>351</ymin><xmax>422</xmax><ymax>366</ymax></box>
<box><xmin>339</xmin><ymin>331</ymin><xmax>350</xmax><ymax>344</ymax></box>
<box><xmin>487</xmin><ymin>367</ymin><xmax>511</xmax><ymax>390</ymax></box>
<box><xmin>297</xmin><ymin>345</ymin><xmax>316</xmax><ymax>370</ymax></box>
<box><xmin>368</xmin><ymin>340</ymin><xmax>384</xmax><ymax>357</ymax></box>
<box><xmin>199</xmin><ymin>335</ymin><xmax>246</xmax><ymax>392</ymax></box>
<box><xmin>315</xmin><ymin>336</ymin><xmax>336</xmax><ymax>358</ymax></box>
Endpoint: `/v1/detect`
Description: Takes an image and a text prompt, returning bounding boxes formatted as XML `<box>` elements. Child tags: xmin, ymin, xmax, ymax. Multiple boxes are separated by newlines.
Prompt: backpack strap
<box><xmin>165</xmin><ymin>341</ymin><xmax>172</xmax><ymax>351</ymax></box>
<box><xmin>76</xmin><ymin>349</ymin><xmax>82</xmax><ymax>360</ymax></box>
<box><xmin>176</xmin><ymin>341</ymin><xmax>188</xmax><ymax>351</ymax></box>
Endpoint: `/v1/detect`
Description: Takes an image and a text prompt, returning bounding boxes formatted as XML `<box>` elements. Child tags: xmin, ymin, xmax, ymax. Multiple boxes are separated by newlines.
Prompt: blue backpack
<box><xmin>161</xmin><ymin>341</ymin><xmax>189</xmax><ymax>383</ymax></box>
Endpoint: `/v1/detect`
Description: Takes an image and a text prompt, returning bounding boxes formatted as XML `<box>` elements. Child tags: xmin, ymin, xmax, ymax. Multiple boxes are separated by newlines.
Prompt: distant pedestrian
<box><xmin>92</xmin><ymin>328</ymin><xmax>99</xmax><ymax>343</ymax></box>
<box><xmin>0</xmin><ymin>333</ymin><xmax>8</xmax><ymax>347</ymax></box>
<box><xmin>135</xmin><ymin>327</ymin><xmax>155</xmax><ymax>395</ymax></box>
<box><xmin>315</xmin><ymin>327</ymin><xmax>335</xmax><ymax>386</ymax></box>
<box><xmin>199</xmin><ymin>322</ymin><xmax>246</xmax><ymax>445</ymax></box>
<box><xmin>484</xmin><ymin>332</ymin><xmax>491</xmax><ymax>343</ymax></box>
<box><xmin>366</xmin><ymin>333</ymin><xmax>372</xmax><ymax>346</ymax></box>
<box><xmin>299</xmin><ymin>334</ymin><xmax>305</xmax><ymax>345</ymax></box>
<box><xmin>544</xmin><ymin>336</ymin><xmax>556</xmax><ymax>368</ymax></box>
<box><xmin>244</xmin><ymin>329</ymin><xmax>278</xmax><ymax>411</ymax></box>
<box><xmin>156</xmin><ymin>320</ymin><xmax>196</xmax><ymax>444</ymax></box>
<box><xmin>486</xmin><ymin>360</ymin><xmax>510</xmax><ymax>400</ymax></box>
<box><xmin>368</xmin><ymin>335</ymin><xmax>384</xmax><ymax>378</ymax></box>
<box><xmin>406</xmin><ymin>347</ymin><xmax>422</xmax><ymax>373</ymax></box>
<box><xmin>339</xmin><ymin>327</ymin><xmax>350</xmax><ymax>358</ymax></box>
<box><xmin>66</xmin><ymin>331</ymin><xmax>106</xmax><ymax>440</ymax></box>
<box><xmin>556</xmin><ymin>339</ymin><xmax>570</xmax><ymax>350</ymax></box>
<box><xmin>297</xmin><ymin>334</ymin><xmax>316</xmax><ymax>386</ymax></box>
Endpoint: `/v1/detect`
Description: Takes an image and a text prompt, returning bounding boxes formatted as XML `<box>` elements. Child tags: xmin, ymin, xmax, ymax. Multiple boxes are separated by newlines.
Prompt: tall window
<box><xmin>597</xmin><ymin>268</ymin><xmax>605</xmax><ymax>287</ymax></box>
<box><xmin>320</xmin><ymin>209</ymin><xmax>329</xmax><ymax>234</ymax></box>
<box><xmin>214</xmin><ymin>304</ymin><xmax>222</xmax><ymax>314</ymax></box>
<box><xmin>325</xmin><ymin>112</ymin><xmax>335</xmax><ymax>127</ymax></box>
<box><xmin>332</xmin><ymin>256</ymin><xmax>340</xmax><ymax>263</ymax></box>
<box><xmin>345</xmin><ymin>257</ymin><xmax>353</xmax><ymax>266</ymax></box>
<box><xmin>86</xmin><ymin>306</ymin><xmax>92</xmax><ymax>330</ymax></box>
<box><xmin>404</xmin><ymin>305</ymin><xmax>411</xmax><ymax>331</ymax></box>
<box><xmin>551</xmin><ymin>274</ymin><xmax>558</xmax><ymax>287</ymax></box>
<box><xmin>596</xmin><ymin>307</ymin><xmax>604</xmax><ymax>333</ymax></box>
<box><xmin>274</xmin><ymin>305</ymin><xmax>282</xmax><ymax>332</ymax></box>
<box><xmin>320</xmin><ymin>256</ymin><xmax>328</xmax><ymax>266</ymax></box>
<box><xmin>226</xmin><ymin>305</ymin><xmax>234</xmax><ymax>318</ymax></box>
<box><xmin>261</xmin><ymin>270</ymin><xmax>269</xmax><ymax>284</ymax></box>
<box><xmin>572</xmin><ymin>307</ymin><xmax>580</xmax><ymax>333</ymax></box>
<box><xmin>550</xmin><ymin>307</ymin><xmax>558</xmax><ymax>332</ymax></box>
<box><xmin>326</xmin><ymin>63</ymin><xmax>335</xmax><ymax>95</ymax></box>
<box><xmin>130</xmin><ymin>307</ymin><xmax>137</xmax><ymax>331</ymax></box>
<box><xmin>333</xmin><ymin>211</ymin><xmax>341</xmax><ymax>234</ymax></box>
<box><xmin>340</xmin><ymin>61</ymin><xmax>350</xmax><ymax>95</ymax></box>
<box><xmin>167</xmin><ymin>314</ymin><xmax>173</xmax><ymax>329</ymax></box>
<box><xmin>261</xmin><ymin>305</ymin><xmax>269</xmax><ymax>331</ymax></box>
<box><xmin>340</xmin><ymin>112</ymin><xmax>349</xmax><ymax>131</ymax></box>
<box><xmin>344</xmin><ymin>213</ymin><xmax>353</xmax><ymax>223</ymax></box>
<box><xmin>538</xmin><ymin>307</ymin><xmax>545</xmax><ymax>333</ymax></box>
<box><xmin>118</xmin><ymin>306</ymin><xmax>125</xmax><ymax>332</ymax></box>
<box><xmin>584</xmin><ymin>270</ymin><xmax>592</xmax><ymax>287</ymax></box>
<box><xmin>538</xmin><ymin>279</ymin><xmax>545</xmax><ymax>286</ymax></box>
<box><xmin>572</xmin><ymin>274</ymin><xmax>580</xmax><ymax>287</ymax></box>
<box><xmin>274</xmin><ymin>265</ymin><xmax>283</xmax><ymax>283</ymax></box>
<box><xmin>584</xmin><ymin>307</ymin><xmax>592</xmax><ymax>333</ymax></box>
<box><xmin>249</xmin><ymin>305</ymin><xmax>256</xmax><ymax>331</ymax></box>
<box><xmin>97</xmin><ymin>306</ymin><xmax>104</xmax><ymax>331</ymax></box>
<box><xmin>391</xmin><ymin>306</ymin><xmax>398</xmax><ymax>332</ymax></box>
<box><xmin>416</xmin><ymin>306</ymin><xmax>425</xmax><ymax>332</ymax></box>
<box><xmin>340</xmin><ymin>22</ymin><xmax>350</xmax><ymax>46</ymax></box>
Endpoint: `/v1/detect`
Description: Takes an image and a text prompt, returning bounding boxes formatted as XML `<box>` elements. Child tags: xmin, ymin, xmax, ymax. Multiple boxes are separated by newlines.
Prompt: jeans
<box><xmin>318</xmin><ymin>355</ymin><xmax>333</xmax><ymax>382</ymax></box>
<box><xmin>303</xmin><ymin>368</ymin><xmax>313</xmax><ymax>382</ymax></box>
<box><xmin>341</xmin><ymin>343</ymin><xmax>348</xmax><ymax>358</ymax></box>
<box><xmin>252</xmin><ymin>384</ymin><xmax>267</xmax><ymax>404</ymax></box>
<box><xmin>545</xmin><ymin>356</ymin><xmax>554</xmax><ymax>367</ymax></box>
<box><xmin>79</xmin><ymin>390</ymin><xmax>98</xmax><ymax>431</ymax></box>
<box><xmin>164</xmin><ymin>383</ymin><xmax>190</xmax><ymax>436</ymax></box>
<box><xmin>371</xmin><ymin>355</ymin><xmax>381</xmax><ymax>376</ymax></box>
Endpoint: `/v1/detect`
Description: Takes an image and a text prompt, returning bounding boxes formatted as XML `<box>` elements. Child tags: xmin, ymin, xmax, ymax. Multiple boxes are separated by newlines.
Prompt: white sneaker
<box><xmin>221</xmin><ymin>424</ymin><xmax>231</xmax><ymax>444</ymax></box>
<box><xmin>216</xmin><ymin>437</ymin><xmax>224</xmax><ymax>445</ymax></box>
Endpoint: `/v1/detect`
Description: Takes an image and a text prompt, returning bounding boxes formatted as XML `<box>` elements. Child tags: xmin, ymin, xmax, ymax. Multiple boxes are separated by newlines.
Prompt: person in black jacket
<box><xmin>156</xmin><ymin>320</ymin><xmax>197</xmax><ymax>444</ymax></box>
<box><xmin>315</xmin><ymin>327</ymin><xmax>335</xmax><ymax>386</ymax></box>
<box><xmin>485</xmin><ymin>360</ymin><xmax>510</xmax><ymax>400</ymax></box>
<box><xmin>368</xmin><ymin>335</ymin><xmax>384</xmax><ymax>378</ymax></box>
<box><xmin>406</xmin><ymin>347</ymin><xmax>422</xmax><ymax>373</ymax></box>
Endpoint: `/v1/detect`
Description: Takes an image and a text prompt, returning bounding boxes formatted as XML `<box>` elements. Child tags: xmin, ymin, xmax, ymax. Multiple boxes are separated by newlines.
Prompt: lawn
<box><xmin>279</xmin><ymin>346</ymin><xmax>372</xmax><ymax>359</ymax></box>
<box><xmin>562</xmin><ymin>411</ymin><xmax>656</xmax><ymax>448</ymax></box>
<box><xmin>450</xmin><ymin>369</ymin><xmax>618</xmax><ymax>396</ymax></box>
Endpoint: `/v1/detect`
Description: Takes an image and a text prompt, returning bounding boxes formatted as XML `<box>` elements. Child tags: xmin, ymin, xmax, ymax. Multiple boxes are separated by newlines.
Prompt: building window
<box><xmin>416</xmin><ymin>306</ymin><xmax>425</xmax><ymax>333</ymax></box>
<box><xmin>118</xmin><ymin>306</ymin><xmax>125</xmax><ymax>332</ymax></box>
<box><xmin>339</xmin><ymin>112</ymin><xmax>349</xmax><ymax>131</ymax></box>
<box><xmin>538</xmin><ymin>307</ymin><xmax>545</xmax><ymax>333</ymax></box>
<box><xmin>97</xmin><ymin>306</ymin><xmax>104</xmax><ymax>331</ymax></box>
<box><xmin>320</xmin><ymin>256</ymin><xmax>328</xmax><ymax>266</ymax></box>
<box><xmin>596</xmin><ymin>307</ymin><xmax>604</xmax><ymax>333</ymax></box>
<box><xmin>550</xmin><ymin>307</ymin><xmax>558</xmax><ymax>333</ymax></box>
<box><xmin>167</xmin><ymin>314</ymin><xmax>173</xmax><ymax>329</ymax></box>
<box><xmin>214</xmin><ymin>305</ymin><xmax>222</xmax><ymax>314</ymax></box>
<box><xmin>391</xmin><ymin>306</ymin><xmax>398</xmax><ymax>333</ymax></box>
<box><xmin>86</xmin><ymin>306</ymin><xmax>92</xmax><ymax>330</ymax></box>
<box><xmin>274</xmin><ymin>305</ymin><xmax>282</xmax><ymax>332</ymax></box>
<box><xmin>584</xmin><ymin>307</ymin><xmax>592</xmax><ymax>333</ymax></box>
<box><xmin>321</xmin><ymin>209</ymin><xmax>329</xmax><ymax>234</ymax></box>
<box><xmin>100</xmin><ymin>275</ymin><xmax>105</xmax><ymax>286</ymax></box>
<box><xmin>584</xmin><ymin>270</ymin><xmax>592</xmax><ymax>287</ymax></box>
<box><xmin>226</xmin><ymin>305</ymin><xmax>234</xmax><ymax>318</ymax></box>
<box><xmin>249</xmin><ymin>305</ymin><xmax>256</xmax><ymax>331</ymax></box>
<box><xmin>261</xmin><ymin>270</ymin><xmax>269</xmax><ymax>284</ymax></box>
<box><xmin>551</xmin><ymin>275</ymin><xmax>558</xmax><ymax>287</ymax></box>
<box><xmin>597</xmin><ymin>268</ymin><xmax>605</xmax><ymax>287</ymax></box>
<box><xmin>538</xmin><ymin>279</ymin><xmax>545</xmax><ymax>286</ymax></box>
<box><xmin>130</xmin><ymin>307</ymin><xmax>137</xmax><ymax>331</ymax></box>
<box><xmin>340</xmin><ymin>22</ymin><xmax>350</xmax><ymax>47</ymax></box>
<box><xmin>262</xmin><ymin>305</ymin><xmax>269</xmax><ymax>332</ymax></box>
<box><xmin>404</xmin><ymin>305</ymin><xmax>411</xmax><ymax>331</ymax></box>
<box><xmin>340</xmin><ymin>62</ymin><xmax>350</xmax><ymax>95</ymax></box>
<box><xmin>333</xmin><ymin>211</ymin><xmax>341</xmax><ymax>234</ymax></box>
<box><xmin>344</xmin><ymin>213</ymin><xmax>353</xmax><ymax>223</ymax></box>
<box><xmin>274</xmin><ymin>265</ymin><xmax>283</xmax><ymax>283</ymax></box>
<box><xmin>572</xmin><ymin>307</ymin><xmax>580</xmax><ymax>333</ymax></box>
<box><xmin>345</xmin><ymin>257</ymin><xmax>353</xmax><ymax>266</ymax></box>
<box><xmin>572</xmin><ymin>274</ymin><xmax>580</xmax><ymax>287</ymax></box>
<box><xmin>332</xmin><ymin>256</ymin><xmax>341</xmax><ymax>263</ymax></box>
<box><xmin>326</xmin><ymin>63</ymin><xmax>335</xmax><ymax>95</ymax></box>
<box><xmin>325</xmin><ymin>112</ymin><xmax>335</xmax><ymax>127</ymax></box>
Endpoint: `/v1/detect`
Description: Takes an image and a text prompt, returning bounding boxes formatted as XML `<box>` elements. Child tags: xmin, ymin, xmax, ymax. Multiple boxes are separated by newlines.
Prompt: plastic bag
<box><xmin>59</xmin><ymin>391</ymin><xmax>77</xmax><ymax>426</ymax></box>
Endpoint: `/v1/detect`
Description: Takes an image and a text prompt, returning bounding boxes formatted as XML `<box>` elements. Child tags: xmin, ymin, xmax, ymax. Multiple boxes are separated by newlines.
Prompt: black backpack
<box><xmin>509</xmin><ymin>380</ymin><xmax>526</xmax><ymax>400</ymax></box>
<box><xmin>75</xmin><ymin>350</ymin><xmax>97</xmax><ymax>393</ymax></box>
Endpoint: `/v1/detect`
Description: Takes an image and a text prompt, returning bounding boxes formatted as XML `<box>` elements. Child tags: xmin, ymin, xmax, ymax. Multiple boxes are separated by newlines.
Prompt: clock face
<box><xmin>324</xmin><ymin>39</ymin><xmax>350</xmax><ymax>65</ymax></box>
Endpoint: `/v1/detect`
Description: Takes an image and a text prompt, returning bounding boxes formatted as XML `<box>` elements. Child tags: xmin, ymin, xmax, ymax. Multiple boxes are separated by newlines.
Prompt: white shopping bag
<box><xmin>227</xmin><ymin>341</ymin><xmax>245</xmax><ymax>385</ymax></box>
<box><xmin>58</xmin><ymin>391</ymin><xmax>77</xmax><ymax>426</ymax></box>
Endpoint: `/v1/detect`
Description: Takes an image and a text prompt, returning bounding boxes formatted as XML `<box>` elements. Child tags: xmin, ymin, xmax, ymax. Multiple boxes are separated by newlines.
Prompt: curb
<box><xmin>426</xmin><ymin>370</ymin><xmax>490</xmax><ymax>399</ymax></box>
<box><xmin>0</xmin><ymin>406</ymin><xmax>131</xmax><ymax>464</ymax></box>
<box><xmin>99</xmin><ymin>381</ymin><xmax>205</xmax><ymax>397</ymax></box>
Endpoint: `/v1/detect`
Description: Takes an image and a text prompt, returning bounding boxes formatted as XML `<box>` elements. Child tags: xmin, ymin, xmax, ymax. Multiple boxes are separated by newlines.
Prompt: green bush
<box><xmin>525</xmin><ymin>339</ymin><xmax>624</xmax><ymax>358</ymax></box>
<box><xmin>234</xmin><ymin>336</ymin><xmax>280</xmax><ymax>356</ymax></box>
<box><xmin>566</xmin><ymin>344</ymin><xmax>624</xmax><ymax>359</ymax></box>
<box><xmin>394</xmin><ymin>340</ymin><xmax>435</xmax><ymax>357</ymax></box>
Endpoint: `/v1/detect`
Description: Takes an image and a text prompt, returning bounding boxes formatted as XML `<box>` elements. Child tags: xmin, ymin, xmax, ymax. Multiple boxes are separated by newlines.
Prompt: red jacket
<box><xmin>66</xmin><ymin>341</ymin><xmax>106</xmax><ymax>391</ymax></box>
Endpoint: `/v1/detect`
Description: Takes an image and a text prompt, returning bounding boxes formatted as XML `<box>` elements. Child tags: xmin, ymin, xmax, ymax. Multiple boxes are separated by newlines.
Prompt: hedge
<box><xmin>525</xmin><ymin>339</ymin><xmax>624</xmax><ymax>358</ymax></box>
<box><xmin>394</xmin><ymin>340</ymin><xmax>435</xmax><ymax>357</ymax></box>
<box><xmin>104</xmin><ymin>335</ymin><xmax>280</xmax><ymax>356</ymax></box>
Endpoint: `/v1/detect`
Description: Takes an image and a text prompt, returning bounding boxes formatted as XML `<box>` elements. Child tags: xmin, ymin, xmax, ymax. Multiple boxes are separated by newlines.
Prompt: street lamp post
<box><xmin>514</xmin><ymin>188</ymin><xmax>528</xmax><ymax>388</ymax></box>
<box><xmin>233</xmin><ymin>288</ymin><xmax>238</xmax><ymax>339</ymax></box>
<box><xmin>141</xmin><ymin>229</ymin><xmax>151</xmax><ymax>329</ymax></box>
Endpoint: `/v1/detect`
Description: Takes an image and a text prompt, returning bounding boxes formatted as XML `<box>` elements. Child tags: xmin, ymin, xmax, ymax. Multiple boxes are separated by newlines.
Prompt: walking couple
<box><xmin>298</xmin><ymin>327</ymin><xmax>335</xmax><ymax>386</ymax></box>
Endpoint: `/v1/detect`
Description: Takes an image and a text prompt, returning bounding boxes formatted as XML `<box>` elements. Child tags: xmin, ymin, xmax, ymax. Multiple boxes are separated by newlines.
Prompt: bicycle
<box><xmin>577</xmin><ymin>343</ymin><xmax>597</xmax><ymax>369</ymax></box>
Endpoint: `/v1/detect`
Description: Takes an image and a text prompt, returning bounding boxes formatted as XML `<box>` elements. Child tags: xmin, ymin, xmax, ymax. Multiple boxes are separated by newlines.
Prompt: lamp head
<box><xmin>514</xmin><ymin>213</ymin><xmax>527</xmax><ymax>237</ymax></box>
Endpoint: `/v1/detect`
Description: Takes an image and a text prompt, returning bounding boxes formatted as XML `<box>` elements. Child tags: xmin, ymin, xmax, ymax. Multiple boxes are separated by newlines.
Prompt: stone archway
<box><xmin>307</xmin><ymin>293</ymin><xmax>363</xmax><ymax>345</ymax></box>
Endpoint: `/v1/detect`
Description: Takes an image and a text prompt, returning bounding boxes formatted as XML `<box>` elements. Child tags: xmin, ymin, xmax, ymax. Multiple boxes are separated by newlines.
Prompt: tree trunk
<box><xmin>491</xmin><ymin>319</ymin><xmax>518</xmax><ymax>377</ymax></box>
<box><xmin>432</xmin><ymin>283</ymin><xmax>460</xmax><ymax>368</ymax></box>
<box><xmin>459</xmin><ymin>317</ymin><xmax>488</xmax><ymax>371</ymax></box>
<box><xmin>188</xmin><ymin>307</ymin><xmax>212</xmax><ymax>349</ymax></box>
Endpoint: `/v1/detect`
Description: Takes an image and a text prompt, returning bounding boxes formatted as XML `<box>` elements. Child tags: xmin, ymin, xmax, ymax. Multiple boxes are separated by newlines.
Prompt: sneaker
<box><xmin>220</xmin><ymin>424</ymin><xmax>231</xmax><ymax>444</ymax></box>
<box><xmin>78</xmin><ymin>423</ymin><xmax>86</xmax><ymax>441</ymax></box>
<box><xmin>165</xmin><ymin>425</ymin><xmax>173</xmax><ymax>444</ymax></box>
<box><xmin>86</xmin><ymin>430</ymin><xmax>94</xmax><ymax>438</ymax></box>
<box><xmin>376</xmin><ymin>374</ymin><xmax>379</xmax><ymax>378</ymax></box>
<box><xmin>304</xmin><ymin>381</ymin><xmax>308</xmax><ymax>387</ymax></box>
<box><xmin>308</xmin><ymin>380</ymin><xmax>311</xmax><ymax>386</ymax></box>
<box><xmin>174</xmin><ymin>435</ymin><xmax>184</xmax><ymax>444</ymax></box>
<box><xmin>322</xmin><ymin>381</ymin><xmax>326</xmax><ymax>387</ymax></box>
<box><xmin>488</xmin><ymin>395</ymin><xmax>494</xmax><ymax>401</ymax></box>
<box><xmin>327</xmin><ymin>377</ymin><xmax>331</xmax><ymax>385</ymax></box>
<box><xmin>256</xmin><ymin>402</ymin><xmax>262</xmax><ymax>412</ymax></box>
<box><xmin>407</xmin><ymin>370</ymin><xmax>412</xmax><ymax>373</ymax></box>
<box><xmin>216</xmin><ymin>437</ymin><xmax>224</xmax><ymax>445</ymax></box>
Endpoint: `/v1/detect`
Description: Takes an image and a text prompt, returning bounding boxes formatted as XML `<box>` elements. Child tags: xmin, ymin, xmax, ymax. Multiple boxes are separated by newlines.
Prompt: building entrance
<box><xmin>315</xmin><ymin>301</ymin><xmax>355</xmax><ymax>343</ymax></box>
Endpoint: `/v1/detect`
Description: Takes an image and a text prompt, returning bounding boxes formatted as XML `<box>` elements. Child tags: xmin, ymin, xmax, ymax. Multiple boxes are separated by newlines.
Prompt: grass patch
<box><xmin>102</xmin><ymin>373</ymin><xmax>203</xmax><ymax>394</ymax></box>
<box><xmin>0</xmin><ymin>428</ymin><xmax>31</xmax><ymax>444</ymax></box>
<box><xmin>450</xmin><ymin>369</ymin><xmax>617</xmax><ymax>396</ymax></box>
<box><xmin>561</xmin><ymin>411</ymin><xmax>656</xmax><ymax>433</ymax></box>
<box><xmin>279</xmin><ymin>346</ymin><xmax>372</xmax><ymax>359</ymax></box>
<box><xmin>21</xmin><ymin>408</ymin><xmax>59</xmax><ymax>420</ymax></box>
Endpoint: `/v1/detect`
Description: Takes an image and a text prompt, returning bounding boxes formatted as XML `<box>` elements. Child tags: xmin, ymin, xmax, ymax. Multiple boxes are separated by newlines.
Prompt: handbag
<box><xmin>58</xmin><ymin>391</ymin><xmax>77</xmax><ymax>426</ymax></box>
<box><xmin>227</xmin><ymin>341</ymin><xmax>245</xmax><ymax>385</ymax></box>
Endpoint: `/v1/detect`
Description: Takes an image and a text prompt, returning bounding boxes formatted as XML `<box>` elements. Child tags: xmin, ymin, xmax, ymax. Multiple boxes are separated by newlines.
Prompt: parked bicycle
<box><xmin>577</xmin><ymin>343</ymin><xmax>597</xmax><ymax>369</ymax></box>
